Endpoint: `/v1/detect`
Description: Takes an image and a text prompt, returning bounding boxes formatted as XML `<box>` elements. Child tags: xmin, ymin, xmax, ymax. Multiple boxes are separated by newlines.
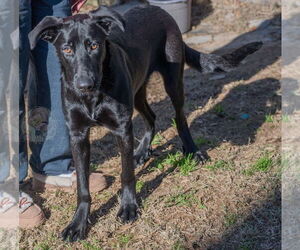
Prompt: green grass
<box><xmin>152</xmin><ymin>157</ymin><xmax>166</xmax><ymax>171</ymax></box>
<box><xmin>166</xmin><ymin>191</ymin><xmax>201</xmax><ymax>208</ymax></box>
<box><xmin>136</xmin><ymin>180</ymin><xmax>145</xmax><ymax>193</ymax></box>
<box><xmin>117</xmin><ymin>234</ymin><xmax>133</xmax><ymax>247</ymax></box>
<box><xmin>205</xmin><ymin>160</ymin><xmax>232</xmax><ymax>171</ymax></box>
<box><xmin>171</xmin><ymin>118</ymin><xmax>177</xmax><ymax>128</ymax></box>
<box><xmin>224</xmin><ymin>213</ymin><xmax>238</xmax><ymax>227</ymax></box>
<box><xmin>152</xmin><ymin>152</ymin><xmax>198</xmax><ymax>176</ymax></box>
<box><xmin>243</xmin><ymin>153</ymin><xmax>273</xmax><ymax>176</ymax></box>
<box><xmin>151</xmin><ymin>133</ymin><xmax>164</xmax><ymax>146</ymax></box>
<box><xmin>153</xmin><ymin>152</ymin><xmax>181</xmax><ymax>171</ymax></box>
<box><xmin>178</xmin><ymin>154</ymin><xmax>198</xmax><ymax>176</ymax></box>
<box><xmin>213</xmin><ymin>104</ymin><xmax>226</xmax><ymax>116</ymax></box>
<box><xmin>90</xmin><ymin>163</ymin><xmax>99</xmax><ymax>171</ymax></box>
<box><xmin>153</xmin><ymin>152</ymin><xmax>198</xmax><ymax>176</ymax></box>
<box><xmin>265</xmin><ymin>114</ymin><xmax>274</xmax><ymax>123</ymax></box>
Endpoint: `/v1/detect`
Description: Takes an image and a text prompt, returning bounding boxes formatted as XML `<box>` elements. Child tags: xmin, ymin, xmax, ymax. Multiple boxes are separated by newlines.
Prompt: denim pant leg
<box><xmin>0</xmin><ymin>0</ymin><xmax>14</xmax><ymax>183</ymax></box>
<box><xmin>29</xmin><ymin>0</ymin><xmax>72</xmax><ymax>176</ymax></box>
<box><xmin>19</xmin><ymin>0</ymin><xmax>31</xmax><ymax>182</ymax></box>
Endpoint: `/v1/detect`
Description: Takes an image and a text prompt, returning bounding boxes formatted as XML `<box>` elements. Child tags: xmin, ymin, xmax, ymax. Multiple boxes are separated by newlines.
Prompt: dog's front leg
<box><xmin>62</xmin><ymin>127</ymin><xmax>91</xmax><ymax>242</ymax></box>
<box><xmin>115</xmin><ymin>122</ymin><xmax>138</xmax><ymax>223</ymax></box>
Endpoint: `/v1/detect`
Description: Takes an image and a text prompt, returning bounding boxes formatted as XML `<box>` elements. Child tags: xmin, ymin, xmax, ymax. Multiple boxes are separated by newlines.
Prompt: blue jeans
<box><xmin>0</xmin><ymin>0</ymin><xmax>15</xmax><ymax>183</ymax></box>
<box><xmin>19</xmin><ymin>0</ymin><xmax>72</xmax><ymax>182</ymax></box>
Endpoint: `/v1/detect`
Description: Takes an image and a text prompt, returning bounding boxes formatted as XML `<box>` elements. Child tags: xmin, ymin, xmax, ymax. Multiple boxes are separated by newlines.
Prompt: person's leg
<box><xmin>0</xmin><ymin>0</ymin><xmax>14</xmax><ymax>183</ymax></box>
<box><xmin>29</xmin><ymin>0</ymin><xmax>72</xmax><ymax>176</ymax></box>
<box><xmin>19</xmin><ymin>0</ymin><xmax>32</xmax><ymax>183</ymax></box>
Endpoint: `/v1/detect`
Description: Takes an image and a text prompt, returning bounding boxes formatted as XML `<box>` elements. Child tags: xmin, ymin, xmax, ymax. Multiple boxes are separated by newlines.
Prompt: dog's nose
<box><xmin>76</xmin><ymin>80</ymin><xmax>94</xmax><ymax>92</ymax></box>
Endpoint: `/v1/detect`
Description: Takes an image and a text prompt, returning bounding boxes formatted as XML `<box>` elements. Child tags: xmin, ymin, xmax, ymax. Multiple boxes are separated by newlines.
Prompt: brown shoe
<box><xmin>19</xmin><ymin>192</ymin><xmax>45</xmax><ymax>229</ymax></box>
<box><xmin>32</xmin><ymin>171</ymin><xmax>107</xmax><ymax>193</ymax></box>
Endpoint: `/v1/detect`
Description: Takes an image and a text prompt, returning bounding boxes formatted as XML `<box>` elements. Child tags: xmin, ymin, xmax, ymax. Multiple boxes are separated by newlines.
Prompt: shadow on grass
<box><xmin>89</xmin><ymin>151</ymin><xmax>178</xmax><ymax>224</ymax></box>
<box><xmin>191</xmin><ymin>0</ymin><xmax>214</xmax><ymax>27</ymax></box>
<box><xmin>202</xmin><ymin>186</ymin><xmax>281</xmax><ymax>250</ymax></box>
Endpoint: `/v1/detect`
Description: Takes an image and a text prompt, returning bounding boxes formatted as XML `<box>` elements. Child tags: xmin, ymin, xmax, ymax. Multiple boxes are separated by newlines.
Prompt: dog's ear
<box><xmin>28</xmin><ymin>16</ymin><xmax>63</xmax><ymax>50</ymax></box>
<box><xmin>89</xmin><ymin>6</ymin><xmax>125</xmax><ymax>35</ymax></box>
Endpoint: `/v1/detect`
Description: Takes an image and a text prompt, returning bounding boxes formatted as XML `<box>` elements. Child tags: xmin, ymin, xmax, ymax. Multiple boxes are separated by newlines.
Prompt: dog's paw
<box><xmin>117</xmin><ymin>203</ymin><xmax>138</xmax><ymax>223</ymax></box>
<box><xmin>61</xmin><ymin>221</ymin><xmax>87</xmax><ymax>242</ymax></box>
<box><xmin>193</xmin><ymin>150</ymin><xmax>209</xmax><ymax>164</ymax></box>
<box><xmin>134</xmin><ymin>148</ymin><xmax>152</xmax><ymax>167</ymax></box>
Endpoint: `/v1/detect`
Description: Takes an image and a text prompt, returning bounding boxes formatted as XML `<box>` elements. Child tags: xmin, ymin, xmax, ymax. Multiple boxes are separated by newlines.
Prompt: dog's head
<box><xmin>29</xmin><ymin>7</ymin><xmax>125</xmax><ymax>94</ymax></box>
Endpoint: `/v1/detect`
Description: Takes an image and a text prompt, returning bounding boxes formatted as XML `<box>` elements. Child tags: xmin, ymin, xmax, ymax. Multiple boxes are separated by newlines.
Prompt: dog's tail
<box><xmin>184</xmin><ymin>41</ymin><xmax>263</xmax><ymax>73</ymax></box>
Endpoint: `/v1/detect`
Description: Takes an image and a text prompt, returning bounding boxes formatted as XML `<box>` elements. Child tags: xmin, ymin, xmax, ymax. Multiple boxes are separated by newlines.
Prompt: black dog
<box><xmin>29</xmin><ymin>2</ymin><xmax>262</xmax><ymax>241</ymax></box>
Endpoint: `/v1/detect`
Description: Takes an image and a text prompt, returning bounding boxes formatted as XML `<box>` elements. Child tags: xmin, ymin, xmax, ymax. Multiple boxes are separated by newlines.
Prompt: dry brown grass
<box><xmin>20</xmin><ymin>1</ymin><xmax>281</xmax><ymax>249</ymax></box>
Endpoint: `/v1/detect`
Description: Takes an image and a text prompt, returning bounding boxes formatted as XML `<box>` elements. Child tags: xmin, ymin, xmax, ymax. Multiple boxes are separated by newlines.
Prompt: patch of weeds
<box><xmin>243</xmin><ymin>153</ymin><xmax>273</xmax><ymax>176</ymax></box>
<box><xmin>253</xmin><ymin>155</ymin><xmax>273</xmax><ymax>171</ymax></box>
<box><xmin>224</xmin><ymin>213</ymin><xmax>238</xmax><ymax>227</ymax></box>
<box><xmin>34</xmin><ymin>243</ymin><xmax>51</xmax><ymax>250</ymax></box>
<box><xmin>282</xmin><ymin>114</ymin><xmax>290</xmax><ymax>123</ymax></box>
<box><xmin>213</xmin><ymin>104</ymin><xmax>226</xmax><ymax>117</ymax></box>
<box><xmin>195</xmin><ymin>137</ymin><xmax>211</xmax><ymax>147</ymax></box>
<box><xmin>178</xmin><ymin>154</ymin><xmax>198</xmax><ymax>176</ymax></box>
<box><xmin>265</xmin><ymin>114</ymin><xmax>274</xmax><ymax>123</ymax></box>
<box><xmin>151</xmin><ymin>152</ymin><xmax>181</xmax><ymax>171</ymax></box>
<box><xmin>171</xmin><ymin>118</ymin><xmax>177</xmax><ymax>128</ymax></box>
<box><xmin>90</xmin><ymin>163</ymin><xmax>99</xmax><ymax>171</ymax></box>
<box><xmin>172</xmin><ymin>240</ymin><xmax>185</xmax><ymax>250</ymax></box>
<box><xmin>151</xmin><ymin>133</ymin><xmax>164</xmax><ymax>146</ymax></box>
<box><xmin>81</xmin><ymin>240</ymin><xmax>102</xmax><ymax>250</ymax></box>
<box><xmin>205</xmin><ymin>160</ymin><xmax>232</xmax><ymax>171</ymax></box>
<box><xmin>166</xmin><ymin>190</ymin><xmax>199</xmax><ymax>208</ymax></box>
<box><xmin>151</xmin><ymin>152</ymin><xmax>197</xmax><ymax>176</ymax></box>
<box><xmin>150</xmin><ymin>156</ymin><xmax>167</xmax><ymax>171</ymax></box>
<box><xmin>118</xmin><ymin>234</ymin><xmax>133</xmax><ymax>247</ymax></box>
<box><xmin>163</xmin><ymin>152</ymin><xmax>182</xmax><ymax>165</ymax></box>
<box><xmin>136</xmin><ymin>180</ymin><xmax>145</xmax><ymax>193</ymax></box>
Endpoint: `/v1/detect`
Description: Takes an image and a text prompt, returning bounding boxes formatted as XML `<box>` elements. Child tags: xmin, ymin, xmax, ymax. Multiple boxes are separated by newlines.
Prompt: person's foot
<box><xmin>19</xmin><ymin>192</ymin><xmax>45</xmax><ymax>229</ymax></box>
<box><xmin>0</xmin><ymin>191</ymin><xmax>45</xmax><ymax>229</ymax></box>
<box><xmin>32</xmin><ymin>170</ymin><xmax>107</xmax><ymax>193</ymax></box>
<box><xmin>0</xmin><ymin>191</ymin><xmax>18</xmax><ymax>229</ymax></box>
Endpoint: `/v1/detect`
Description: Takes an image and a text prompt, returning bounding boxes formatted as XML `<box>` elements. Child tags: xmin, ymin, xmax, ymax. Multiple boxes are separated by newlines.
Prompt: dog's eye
<box><xmin>90</xmin><ymin>43</ymin><xmax>99</xmax><ymax>50</ymax></box>
<box><xmin>62</xmin><ymin>47</ymin><xmax>72</xmax><ymax>54</ymax></box>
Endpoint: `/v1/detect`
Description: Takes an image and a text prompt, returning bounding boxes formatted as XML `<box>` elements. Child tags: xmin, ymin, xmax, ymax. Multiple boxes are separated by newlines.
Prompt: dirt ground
<box><xmin>20</xmin><ymin>1</ymin><xmax>281</xmax><ymax>249</ymax></box>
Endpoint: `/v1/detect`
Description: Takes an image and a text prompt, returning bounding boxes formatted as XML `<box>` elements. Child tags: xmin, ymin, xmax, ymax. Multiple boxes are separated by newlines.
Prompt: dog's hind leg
<box><xmin>134</xmin><ymin>85</ymin><xmax>156</xmax><ymax>166</ymax></box>
<box><xmin>160</xmin><ymin>62</ymin><xmax>208</xmax><ymax>163</ymax></box>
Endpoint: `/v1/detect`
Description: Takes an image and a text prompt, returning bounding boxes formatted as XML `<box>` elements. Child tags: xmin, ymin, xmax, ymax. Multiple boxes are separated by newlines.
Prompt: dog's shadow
<box><xmin>88</xmin><ymin>14</ymin><xmax>281</xmax><ymax>227</ymax></box>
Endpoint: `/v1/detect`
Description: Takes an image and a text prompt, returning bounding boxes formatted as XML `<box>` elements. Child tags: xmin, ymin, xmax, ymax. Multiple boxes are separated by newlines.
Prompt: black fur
<box><xmin>29</xmin><ymin>2</ymin><xmax>262</xmax><ymax>242</ymax></box>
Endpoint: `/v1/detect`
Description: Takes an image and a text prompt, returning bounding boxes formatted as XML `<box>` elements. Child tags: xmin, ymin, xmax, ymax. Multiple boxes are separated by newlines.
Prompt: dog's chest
<box><xmin>89</xmin><ymin>95</ymin><xmax>131</xmax><ymax>132</ymax></box>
